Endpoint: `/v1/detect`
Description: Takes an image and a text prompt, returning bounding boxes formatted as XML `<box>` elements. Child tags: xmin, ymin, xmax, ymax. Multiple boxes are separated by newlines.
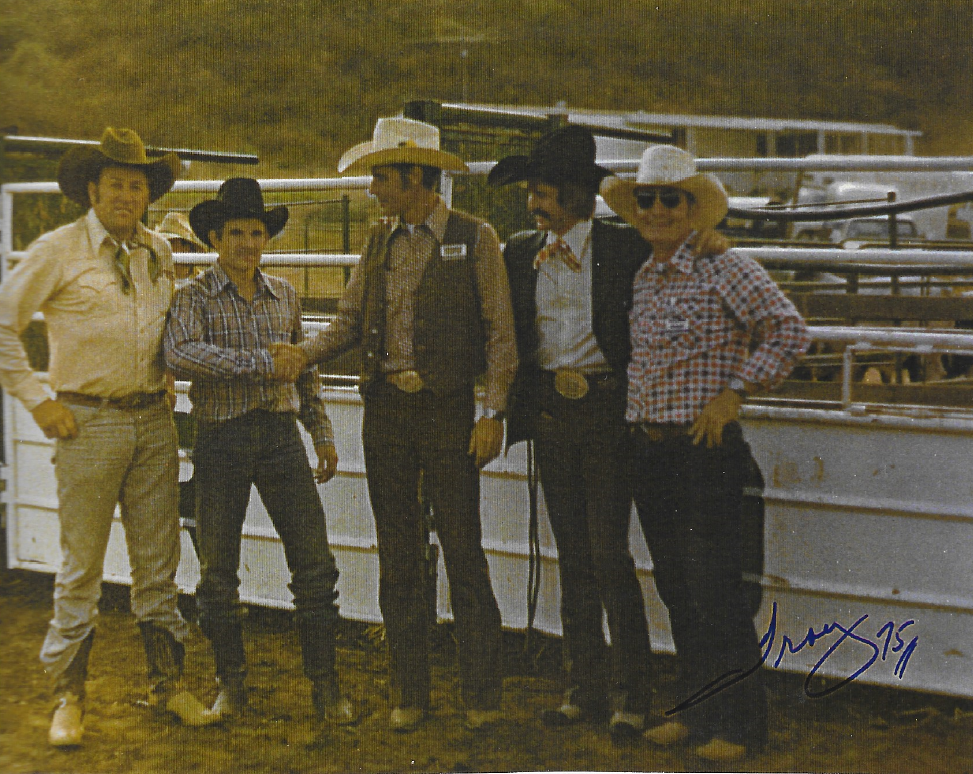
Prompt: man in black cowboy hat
<box><xmin>489</xmin><ymin>126</ymin><xmax>728</xmax><ymax>742</ymax></box>
<box><xmin>0</xmin><ymin>127</ymin><xmax>216</xmax><ymax>746</ymax></box>
<box><xmin>164</xmin><ymin>178</ymin><xmax>356</xmax><ymax>726</ymax></box>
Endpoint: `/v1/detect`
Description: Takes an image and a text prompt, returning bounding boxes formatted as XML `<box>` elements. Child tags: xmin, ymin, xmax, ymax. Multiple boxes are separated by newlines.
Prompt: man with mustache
<box><xmin>489</xmin><ymin>127</ymin><xmax>727</xmax><ymax>743</ymax></box>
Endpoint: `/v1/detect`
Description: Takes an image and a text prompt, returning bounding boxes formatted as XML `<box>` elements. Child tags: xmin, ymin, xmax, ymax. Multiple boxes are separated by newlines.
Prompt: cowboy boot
<box><xmin>198</xmin><ymin>608</ymin><xmax>248</xmax><ymax>719</ymax></box>
<box><xmin>296</xmin><ymin>614</ymin><xmax>358</xmax><ymax>725</ymax></box>
<box><xmin>49</xmin><ymin>631</ymin><xmax>95</xmax><ymax>747</ymax></box>
<box><xmin>138</xmin><ymin>622</ymin><xmax>218</xmax><ymax>727</ymax></box>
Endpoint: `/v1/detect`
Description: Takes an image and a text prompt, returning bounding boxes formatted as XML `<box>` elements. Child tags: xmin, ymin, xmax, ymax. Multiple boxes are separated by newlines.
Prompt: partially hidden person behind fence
<box><xmin>163</xmin><ymin>178</ymin><xmax>357</xmax><ymax>726</ymax></box>
<box><xmin>601</xmin><ymin>145</ymin><xmax>811</xmax><ymax>763</ymax></box>
<box><xmin>488</xmin><ymin>126</ymin><xmax>729</xmax><ymax>744</ymax></box>
<box><xmin>278</xmin><ymin>117</ymin><xmax>518</xmax><ymax>733</ymax></box>
<box><xmin>155</xmin><ymin>210</ymin><xmax>208</xmax><ymax>284</ymax></box>
<box><xmin>0</xmin><ymin>127</ymin><xmax>218</xmax><ymax>747</ymax></box>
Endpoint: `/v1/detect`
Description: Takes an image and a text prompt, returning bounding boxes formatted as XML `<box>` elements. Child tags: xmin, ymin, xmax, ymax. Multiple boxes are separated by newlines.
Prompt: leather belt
<box><xmin>635</xmin><ymin>422</ymin><xmax>690</xmax><ymax>443</ymax></box>
<box><xmin>57</xmin><ymin>390</ymin><xmax>167</xmax><ymax>410</ymax></box>
<box><xmin>385</xmin><ymin>370</ymin><xmax>425</xmax><ymax>394</ymax></box>
<box><xmin>542</xmin><ymin>369</ymin><xmax>617</xmax><ymax>400</ymax></box>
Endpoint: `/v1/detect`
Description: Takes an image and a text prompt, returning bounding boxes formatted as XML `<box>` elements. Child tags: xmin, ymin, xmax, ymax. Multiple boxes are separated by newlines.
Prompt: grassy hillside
<box><xmin>1</xmin><ymin>0</ymin><xmax>971</xmax><ymax>177</ymax></box>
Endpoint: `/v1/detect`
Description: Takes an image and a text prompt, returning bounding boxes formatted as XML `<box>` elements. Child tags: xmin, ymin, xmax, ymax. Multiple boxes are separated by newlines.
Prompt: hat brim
<box><xmin>600</xmin><ymin>173</ymin><xmax>729</xmax><ymax>231</ymax></box>
<box><xmin>487</xmin><ymin>154</ymin><xmax>612</xmax><ymax>189</ymax></box>
<box><xmin>189</xmin><ymin>201</ymin><xmax>289</xmax><ymax>248</ymax></box>
<box><xmin>57</xmin><ymin>147</ymin><xmax>180</xmax><ymax>207</ymax></box>
<box><xmin>337</xmin><ymin>141</ymin><xmax>469</xmax><ymax>175</ymax></box>
<box><xmin>157</xmin><ymin>230</ymin><xmax>208</xmax><ymax>250</ymax></box>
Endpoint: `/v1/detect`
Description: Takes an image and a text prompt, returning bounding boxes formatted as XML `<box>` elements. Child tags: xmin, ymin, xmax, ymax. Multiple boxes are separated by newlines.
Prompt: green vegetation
<box><xmin>2</xmin><ymin>0</ymin><xmax>971</xmax><ymax>180</ymax></box>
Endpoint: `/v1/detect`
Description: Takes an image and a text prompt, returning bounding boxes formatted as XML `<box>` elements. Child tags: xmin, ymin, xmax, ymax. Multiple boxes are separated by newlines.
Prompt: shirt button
<box><xmin>366</xmin><ymin>351</ymin><xmax>375</xmax><ymax>359</ymax></box>
<box><xmin>370</xmin><ymin>328</ymin><xmax>378</xmax><ymax>334</ymax></box>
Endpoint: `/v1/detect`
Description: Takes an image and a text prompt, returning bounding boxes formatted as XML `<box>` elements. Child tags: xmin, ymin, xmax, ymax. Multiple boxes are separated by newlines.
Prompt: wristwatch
<box><xmin>727</xmin><ymin>377</ymin><xmax>749</xmax><ymax>399</ymax></box>
<box><xmin>483</xmin><ymin>408</ymin><xmax>505</xmax><ymax>423</ymax></box>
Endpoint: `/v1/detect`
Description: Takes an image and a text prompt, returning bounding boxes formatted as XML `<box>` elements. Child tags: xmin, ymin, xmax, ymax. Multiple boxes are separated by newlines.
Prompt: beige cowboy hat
<box><xmin>57</xmin><ymin>127</ymin><xmax>181</xmax><ymax>207</ymax></box>
<box><xmin>337</xmin><ymin>117</ymin><xmax>469</xmax><ymax>175</ymax></box>
<box><xmin>600</xmin><ymin>145</ymin><xmax>728</xmax><ymax>230</ymax></box>
<box><xmin>155</xmin><ymin>211</ymin><xmax>207</xmax><ymax>250</ymax></box>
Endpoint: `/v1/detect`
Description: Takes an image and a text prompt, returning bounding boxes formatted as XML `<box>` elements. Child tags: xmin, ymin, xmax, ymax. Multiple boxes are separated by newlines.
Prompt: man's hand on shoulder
<box><xmin>31</xmin><ymin>399</ymin><xmax>78</xmax><ymax>440</ymax></box>
<box><xmin>314</xmin><ymin>442</ymin><xmax>339</xmax><ymax>484</ymax></box>
<box><xmin>269</xmin><ymin>342</ymin><xmax>306</xmax><ymax>382</ymax></box>
<box><xmin>691</xmin><ymin>229</ymin><xmax>730</xmax><ymax>257</ymax></box>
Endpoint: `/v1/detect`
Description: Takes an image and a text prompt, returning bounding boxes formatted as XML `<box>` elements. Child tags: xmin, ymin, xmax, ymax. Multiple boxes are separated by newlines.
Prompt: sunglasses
<box><xmin>634</xmin><ymin>188</ymin><xmax>690</xmax><ymax>210</ymax></box>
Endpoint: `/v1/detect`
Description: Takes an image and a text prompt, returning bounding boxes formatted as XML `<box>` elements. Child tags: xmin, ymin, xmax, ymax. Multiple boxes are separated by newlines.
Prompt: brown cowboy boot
<box><xmin>138</xmin><ymin>622</ymin><xmax>218</xmax><ymax>727</ymax></box>
<box><xmin>49</xmin><ymin>630</ymin><xmax>95</xmax><ymax>747</ymax></box>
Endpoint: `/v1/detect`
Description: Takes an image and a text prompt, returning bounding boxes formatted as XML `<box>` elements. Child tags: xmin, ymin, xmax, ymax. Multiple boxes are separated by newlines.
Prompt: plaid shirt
<box><xmin>165</xmin><ymin>264</ymin><xmax>333</xmax><ymax>446</ymax></box>
<box><xmin>627</xmin><ymin>235</ymin><xmax>810</xmax><ymax>424</ymax></box>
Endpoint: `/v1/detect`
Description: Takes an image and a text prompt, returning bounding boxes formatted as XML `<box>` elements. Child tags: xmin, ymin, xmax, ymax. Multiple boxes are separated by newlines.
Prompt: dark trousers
<box><xmin>193</xmin><ymin>410</ymin><xmax>340</xmax><ymax>684</ymax></box>
<box><xmin>631</xmin><ymin>421</ymin><xmax>767</xmax><ymax>747</ymax></box>
<box><xmin>534</xmin><ymin>377</ymin><xmax>652</xmax><ymax>714</ymax></box>
<box><xmin>361</xmin><ymin>380</ymin><xmax>502</xmax><ymax>711</ymax></box>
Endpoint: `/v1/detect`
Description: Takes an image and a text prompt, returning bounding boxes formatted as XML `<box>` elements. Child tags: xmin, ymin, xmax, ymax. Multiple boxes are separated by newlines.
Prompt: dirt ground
<box><xmin>1</xmin><ymin>568</ymin><xmax>970</xmax><ymax>774</ymax></box>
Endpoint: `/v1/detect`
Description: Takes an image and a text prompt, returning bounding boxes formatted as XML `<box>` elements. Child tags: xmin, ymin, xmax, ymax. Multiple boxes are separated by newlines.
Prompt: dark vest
<box><xmin>503</xmin><ymin>218</ymin><xmax>650</xmax><ymax>445</ymax></box>
<box><xmin>359</xmin><ymin>210</ymin><xmax>486</xmax><ymax>393</ymax></box>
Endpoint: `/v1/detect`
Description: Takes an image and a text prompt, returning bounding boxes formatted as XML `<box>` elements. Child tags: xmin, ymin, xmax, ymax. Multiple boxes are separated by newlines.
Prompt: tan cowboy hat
<box><xmin>337</xmin><ymin>117</ymin><xmax>469</xmax><ymax>175</ymax></box>
<box><xmin>57</xmin><ymin>127</ymin><xmax>181</xmax><ymax>207</ymax></box>
<box><xmin>155</xmin><ymin>211</ymin><xmax>207</xmax><ymax>250</ymax></box>
<box><xmin>600</xmin><ymin>145</ymin><xmax>728</xmax><ymax>230</ymax></box>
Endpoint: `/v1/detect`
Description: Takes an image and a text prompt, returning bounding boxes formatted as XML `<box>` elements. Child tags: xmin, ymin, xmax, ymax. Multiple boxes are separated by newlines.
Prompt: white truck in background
<box><xmin>790</xmin><ymin>156</ymin><xmax>973</xmax><ymax>242</ymax></box>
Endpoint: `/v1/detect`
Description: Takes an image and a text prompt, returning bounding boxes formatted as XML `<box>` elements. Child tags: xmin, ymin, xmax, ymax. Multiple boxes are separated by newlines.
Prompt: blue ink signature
<box><xmin>667</xmin><ymin>602</ymin><xmax>919</xmax><ymax>715</ymax></box>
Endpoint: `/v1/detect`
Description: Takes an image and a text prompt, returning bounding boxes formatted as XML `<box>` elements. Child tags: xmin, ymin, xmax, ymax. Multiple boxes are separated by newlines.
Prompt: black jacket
<box><xmin>503</xmin><ymin>218</ymin><xmax>650</xmax><ymax>446</ymax></box>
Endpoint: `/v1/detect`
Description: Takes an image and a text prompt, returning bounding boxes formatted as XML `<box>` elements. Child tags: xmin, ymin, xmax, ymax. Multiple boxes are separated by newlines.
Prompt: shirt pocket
<box><xmin>64</xmin><ymin>270</ymin><xmax>123</xmax><ymax>316</ymax></box>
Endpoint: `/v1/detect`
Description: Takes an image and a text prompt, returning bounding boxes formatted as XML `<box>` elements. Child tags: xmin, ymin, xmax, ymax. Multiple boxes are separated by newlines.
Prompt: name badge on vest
<box><xmin>664</xmin><ymin>318</ymin><xmax>690</xmax><ymax>334</ymax></box>
<box><xmin>441</xmin><ymin>244</ymin><xmax>468</xmax><ymax>262</ymax></box>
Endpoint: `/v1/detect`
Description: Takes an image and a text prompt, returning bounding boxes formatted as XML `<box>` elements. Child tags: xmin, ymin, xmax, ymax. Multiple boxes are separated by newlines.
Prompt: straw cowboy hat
<box><xmin>155</xmin><ymin>211</ymin><xmax>207</xmax><ymax>250</ymax></box>
<box><xmin>600</xmin><ymin>145</ymin><xmax>728</xmax><ymax>230</ymax></box>
<box><xmin>57</xmin><ymin>127</ymin><xmax>181</xmax><ymax>207</ymax></box>
<box><xmin>487</xmin><ymin>125</ymin><xmax>611</xmax><ymax>189</ymax></box>
<box><xmin>189</xmin><ymin>178</ymin><xmax>288</xmax><ymax>248</ymax></box>
<box><xmin>337</xmin><ymin>117</ymin><xmax>468</xmax><ymax>175</ymax></box>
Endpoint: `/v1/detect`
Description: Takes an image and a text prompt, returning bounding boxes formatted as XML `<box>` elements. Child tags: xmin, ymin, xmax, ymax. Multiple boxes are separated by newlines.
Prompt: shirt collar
<box><xmin>392</xmin><ymin>195</ymin><xmax>449</xmax><ymax>243</ymax></box>
<box><xmin>86</xmin><ymin>208</ymin><xmax>151</xmax><ymax>255</ymax></box>
<box><xmin>547</xmin><ymin>218</ymin><xmax>592</xmax><ymax>262</ymax></box>
<box><xmin>207</xmin><ymin>262</ymin><xmax>280</xmax><ymax>299</ymax></box>
<box><xmin>652</xmin><ymin>230</ymin><xmax>698</xmax><ymax>275</ymax></box>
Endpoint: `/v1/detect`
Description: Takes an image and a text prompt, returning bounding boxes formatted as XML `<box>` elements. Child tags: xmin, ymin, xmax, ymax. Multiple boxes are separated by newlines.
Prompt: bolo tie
<box><xmin>112</xmin><ymin>241</ymin><xmax>161</xmax><ymax>293</ymax></box>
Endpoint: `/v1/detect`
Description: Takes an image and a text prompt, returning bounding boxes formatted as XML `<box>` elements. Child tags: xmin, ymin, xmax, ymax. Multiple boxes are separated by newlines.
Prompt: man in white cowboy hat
<box><xmin>488</xmin><ymin>126</ymin><xmax>728</xmax><ymax>743</ymax></box>
<box><xmin>291</xmin><ymin>117</ymin><xmax>518</xmax><ymax>732</ymax></box>
<box><xmin>0</xmin><ymin>127</ymin><xmax>217</xmax><ymax>747</ymax></box>
<box><xmin>164</xmin><ymin>177</ymin><xmax>356</xmax><ymax>726</ymax></box>
<box><xmin>155</xmin><ymin>211</ymin><xmax>207</xmax><ymax>283</ymax></box>
<box><xmin>601</xmin><ymin>145</ymin><xmax>810</xmax><ymax>762</ymax></box>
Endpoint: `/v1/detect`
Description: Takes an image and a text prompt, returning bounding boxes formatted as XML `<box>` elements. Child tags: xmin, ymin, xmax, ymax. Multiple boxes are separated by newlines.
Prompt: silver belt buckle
<box><xmin>388</xmin><ymin>370</ymin><xmax>424</xmax><ymax>393</ymax></box>
<box><xmin>553</xmin><ymin>369</ymin><xmax>589</xmax><ymax>399</ymax></box>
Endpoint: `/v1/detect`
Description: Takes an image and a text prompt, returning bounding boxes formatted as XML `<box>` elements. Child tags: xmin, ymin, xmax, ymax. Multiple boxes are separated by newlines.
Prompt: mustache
<box><xmin>530</xmin><ymin>208</ymin><xmax>552</xmax><ymax>220</ymax></box>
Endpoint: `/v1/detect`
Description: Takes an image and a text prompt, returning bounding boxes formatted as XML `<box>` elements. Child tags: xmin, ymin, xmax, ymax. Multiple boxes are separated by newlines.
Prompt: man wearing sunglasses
<box><xmin>601</xmin><ymin>145</ymin><xmax>809</xmax><ymax>762</ymax></box>
<box><xmin>488</xmin><ymin>128</ymin><xmax>727</xmax><ymax>743</ymax></box>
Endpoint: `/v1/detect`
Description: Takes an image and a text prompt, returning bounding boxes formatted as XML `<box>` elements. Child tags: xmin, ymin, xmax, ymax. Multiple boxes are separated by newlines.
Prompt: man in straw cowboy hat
<box><xmin>164</xmin><ymin>178</ymin><xmax>356</xmax><ymax>726</ymax></box>
<box><xmin>0</xmin><ymin>127</ymin><xmax>217</xmax><ymax>747</ymax></box>
<box><xmin>601</xmin><ymin>146</ymin><xmax>810</xmax><ymax>762</ymax></box>
<box><xmin>488</xmin><ymin>126</ymin><xmax>727</xmax><ymax>743</ymax></box>
<box><xmin>155</xmin><ymin>211</ymin><xmax>207</xmax><ymax>283</ymax></box>
<box><xmin>288</xmin><ymin>117</ymin><xmax>518</xmax><ymax>732</ymax></box>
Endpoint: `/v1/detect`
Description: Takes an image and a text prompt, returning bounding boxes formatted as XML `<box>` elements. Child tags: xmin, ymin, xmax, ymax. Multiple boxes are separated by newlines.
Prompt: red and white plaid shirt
<box><xmin>626</xmin><ymin>235</ymin><xmax>810</xmax><ymax>424</ymax></box>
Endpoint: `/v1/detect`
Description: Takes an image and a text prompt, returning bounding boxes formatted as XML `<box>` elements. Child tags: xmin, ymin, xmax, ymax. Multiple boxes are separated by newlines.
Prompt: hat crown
<box><xmin>533</xmin><ymin>125</ymin><xmax>597</xmax><ymax>168</ymax></box>
<box><xmin>372</xmin><ymin>118</ymin><xmax>442</xmax><ymax>153</ymax></box>
<box><xmin>157</xmin><ymin>211</ymin><xmax>194</xmax><ymax>239</ymax></box>
<box><xmin>635</xmin><ymin>145</ymin><xmax>698</xmax><ymax>186</ymax></box>
<box><xmin>99</xmin><ymin>127</ymin><xmax>152</xmax><ymax>166</ymax></box>
<box><xmin>215</xmin><ymin>177</ymin><xmax>269</xmax><ymax>217</ymax></box>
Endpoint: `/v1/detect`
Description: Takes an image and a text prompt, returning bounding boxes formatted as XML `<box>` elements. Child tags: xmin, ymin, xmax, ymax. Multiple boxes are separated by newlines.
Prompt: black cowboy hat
<box><xmin>57</xmin><ymin>127</ymin><xmax>180</xmax><ymax>207</ymax></box>
<box><xmin>189</xmin><ymin>178</ymin><xmax>289</xmax><ymax>248</ymax></box>
<box><xmin>487</xmin><ymin>125</ymin><xmax>611</xmax><ymax>189</ymax></box>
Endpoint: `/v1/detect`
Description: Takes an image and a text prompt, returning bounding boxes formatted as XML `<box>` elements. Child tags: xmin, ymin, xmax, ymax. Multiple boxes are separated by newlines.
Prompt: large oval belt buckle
<box><xmin>553</xmin><ymin>369</ymin><xmax>589</xmax><ymax>399</ymax></box>
<box><xmin>390</xmin><ymin>370</ymin><xmax>424</xmax><ymax>393</ymax></box>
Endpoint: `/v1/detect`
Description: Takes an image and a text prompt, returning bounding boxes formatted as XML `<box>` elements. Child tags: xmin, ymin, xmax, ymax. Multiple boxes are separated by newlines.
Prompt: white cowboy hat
<box><xmin>600</xmin><ymin>145</ymin><xmax>728</xmax><ymax>230</ymax></box>
<box><xmin>337</xmin><ymin>117</ymin><xmax>469</xmax><ymax>175</ymax></box>
<box><xmin>155</xmin><ymin>211</ymin><xmax>207</xmax><ymax>250</ymax></box>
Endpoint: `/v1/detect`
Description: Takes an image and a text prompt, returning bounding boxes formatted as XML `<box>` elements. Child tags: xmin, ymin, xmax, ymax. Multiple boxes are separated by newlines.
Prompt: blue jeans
<box><xmin>42</xmin><ymin>401</ymin><xmax>188</xmax><ymax>686</ymax></box>
<box><xmin>192</xmin><ymin>410</ymin><xmax>340</xmax><ymax>683</ymax></box>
